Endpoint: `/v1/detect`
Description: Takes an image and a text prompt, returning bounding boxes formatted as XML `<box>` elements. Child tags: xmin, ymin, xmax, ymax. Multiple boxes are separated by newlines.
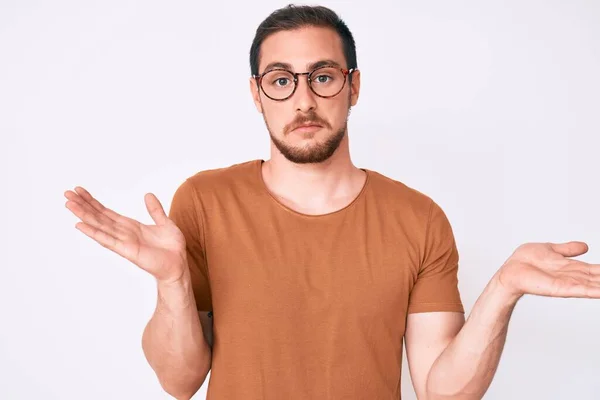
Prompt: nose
<box><xmin>292</xmin><ymin>74</ymin><xmax>317</xmax><ymax>113</ymax></box>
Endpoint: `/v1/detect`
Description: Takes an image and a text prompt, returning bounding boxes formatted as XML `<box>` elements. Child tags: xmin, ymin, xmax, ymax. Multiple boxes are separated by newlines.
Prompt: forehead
<box><xmin>258</xmin><ymin>26</ymin><xmax>346</xmax><ymax>72</ymax></box>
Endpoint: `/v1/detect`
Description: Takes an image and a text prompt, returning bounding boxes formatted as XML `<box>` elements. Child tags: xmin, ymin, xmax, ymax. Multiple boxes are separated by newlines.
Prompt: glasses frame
<box><xmin>252</xmin><ymin>65</ymin><xmax>356</xmax><ymax>101</ymax></box>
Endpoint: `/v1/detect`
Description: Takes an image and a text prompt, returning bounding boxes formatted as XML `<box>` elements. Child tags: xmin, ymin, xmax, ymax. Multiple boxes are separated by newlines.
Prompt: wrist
<box><xmin>157</xmin><ymin>266</ymin><xmax>191</xmax><ymax>290</ymax></box>
<box><xmin>466</xmin><ymin>274</ymin><xmax>522</xmax><ymax>329</ymax></box>
<box><xmin>156</xmin><ymin>257</ymin><xmax>189</xmax><ymax>286</ymax></box>
<box><xmin>156</xmin><ymin>267</ymin><xmax>195</xmax><ymax>311</ymax></box>
<box><xmin>489</xmin><ymin>270</ymin><xmax>524</xmax><ymax>306</ymax></box>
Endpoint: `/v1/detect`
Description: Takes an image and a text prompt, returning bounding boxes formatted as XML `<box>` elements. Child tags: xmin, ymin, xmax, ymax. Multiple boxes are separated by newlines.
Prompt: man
<box><xmin>64</xmin><ymin>4</ymin><xmax>600</xmax><ymax>400</ymax></box>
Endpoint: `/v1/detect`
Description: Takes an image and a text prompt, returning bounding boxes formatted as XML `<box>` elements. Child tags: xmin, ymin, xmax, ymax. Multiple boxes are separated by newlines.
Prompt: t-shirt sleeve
<box><xmin>168</xmin><ymin>179</ymin><xmax>213</xmax><ymax>312</ymax></box>
<box><xmin>407</xmin><ymin>200</ymin><xmax>464</xmax><ymax>314</ymax></box>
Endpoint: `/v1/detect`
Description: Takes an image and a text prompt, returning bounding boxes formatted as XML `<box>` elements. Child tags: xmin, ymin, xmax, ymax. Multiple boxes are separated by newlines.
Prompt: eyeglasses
<box><xmin>253</xmin><ymin>66</ymin><xmax>356</xmax><ymax>101</ymax></box>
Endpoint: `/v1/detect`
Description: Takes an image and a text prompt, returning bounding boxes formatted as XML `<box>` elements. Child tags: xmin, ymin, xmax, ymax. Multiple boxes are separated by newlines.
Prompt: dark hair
<box><xmin>249</xmin><ymin>4</ymin><xmax>358</xmax><ymax>76</ymax></box>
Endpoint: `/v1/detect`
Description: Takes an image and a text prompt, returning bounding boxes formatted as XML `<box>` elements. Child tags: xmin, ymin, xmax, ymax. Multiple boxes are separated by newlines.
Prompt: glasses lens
<box><xmin>309</xmin><ymin>67</ymin><xmax>345</xmax><ymax>97</ymax></box>
<box><xmin>261</xmin><ymin>70</ymin><xmax>295</xmax><ymax>100</ymax></box>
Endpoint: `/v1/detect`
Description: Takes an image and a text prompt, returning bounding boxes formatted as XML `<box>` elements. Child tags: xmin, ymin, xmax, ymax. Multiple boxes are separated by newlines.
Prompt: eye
<box><xmin>313</xmin><ymin>74</ymin><xmax>332</xmax><ymax>84</ymax></box>
<box><xmin>274</xmin><ymin>77</ymin><xmax>291</xmax><ymax>87</ymax></box>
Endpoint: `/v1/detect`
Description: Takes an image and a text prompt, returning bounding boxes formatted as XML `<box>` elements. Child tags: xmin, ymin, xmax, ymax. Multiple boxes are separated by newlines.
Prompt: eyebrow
<box><xmin>261</xmin><ymin>59</ymin><xmax>343</xmax><ymax>74</ymax></box>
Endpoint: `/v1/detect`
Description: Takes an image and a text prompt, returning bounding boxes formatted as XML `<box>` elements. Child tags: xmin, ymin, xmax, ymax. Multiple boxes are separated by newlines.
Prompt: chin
<box><xmin>273</xmin><ymin>131</ymin><xmax>346</xmax><ymax>164</ymax></box>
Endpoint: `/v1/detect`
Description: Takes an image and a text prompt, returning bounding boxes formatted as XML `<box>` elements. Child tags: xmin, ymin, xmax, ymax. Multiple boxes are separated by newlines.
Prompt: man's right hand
<box><xmin>64</xmin><ymin>186</ymin><xmax>187</xmax><ymax>283</ymax></box>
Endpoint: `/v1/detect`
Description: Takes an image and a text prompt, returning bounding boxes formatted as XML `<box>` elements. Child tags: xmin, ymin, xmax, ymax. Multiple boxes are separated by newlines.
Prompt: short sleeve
<box><xmin>168</xmin><ymin>179</ymin><xmax>213</xmax><ymax>312</ymax></box>
<box><xmin>407</xmin><ymin>200</ymin><xmax>464</xmax><ymax>314</ymax></box>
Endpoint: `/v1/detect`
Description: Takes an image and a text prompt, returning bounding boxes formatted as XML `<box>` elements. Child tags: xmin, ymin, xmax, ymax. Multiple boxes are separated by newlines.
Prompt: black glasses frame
<box><xmin>252</xmin><ymin>66</ymin><xmax>356</xmax><ymax>101</ymax></box>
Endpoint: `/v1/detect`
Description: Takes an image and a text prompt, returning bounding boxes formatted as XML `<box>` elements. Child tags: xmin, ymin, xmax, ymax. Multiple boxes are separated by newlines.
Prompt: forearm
<box><xmin>142</xmin><ymin>265</ymin><xmax>211</xmax><ymax>400</ymax></box>
<box><xmin>426</xmin><ymin>275</ymin><xmax>521</xmax><ymax>400</ymax></box>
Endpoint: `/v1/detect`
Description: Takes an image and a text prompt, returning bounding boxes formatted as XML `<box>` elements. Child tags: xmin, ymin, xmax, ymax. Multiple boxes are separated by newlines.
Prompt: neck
<box><xmin>261</xmin><ymin>135</ymin><xmax>366</xmax><ymax>213</ymax></box>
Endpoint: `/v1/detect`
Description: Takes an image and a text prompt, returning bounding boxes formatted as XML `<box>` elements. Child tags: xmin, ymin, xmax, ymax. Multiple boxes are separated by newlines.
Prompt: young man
<box><xmin>64</xmin><ymin>5</ymin><xmax>600</xmax><ymax>400</ymax></box>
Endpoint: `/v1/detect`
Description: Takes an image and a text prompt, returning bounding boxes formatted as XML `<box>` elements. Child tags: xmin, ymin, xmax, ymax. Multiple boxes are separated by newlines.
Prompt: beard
<box><xmin>263</xmin><ymin>109</ymin><xmax>349</xmax><ymax>164</ymax></box>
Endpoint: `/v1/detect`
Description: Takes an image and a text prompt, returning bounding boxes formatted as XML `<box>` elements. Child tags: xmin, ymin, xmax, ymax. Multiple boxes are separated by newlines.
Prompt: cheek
<box><xmin>263</xmin><ymin>103</ymin><xmax>290</xmax><ymax>127</ymax></box>
<box><xmin>328</xmin><ymin>100</ymin><xmax>350</xmax><ymax>122</ymax></box>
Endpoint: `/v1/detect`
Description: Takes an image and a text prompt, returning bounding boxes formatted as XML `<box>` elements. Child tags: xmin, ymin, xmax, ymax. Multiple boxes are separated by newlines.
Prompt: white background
<box><xmin>1</xmin><ymin>0</ymin><xmax>599</xmax><ymax>399</ymax></box>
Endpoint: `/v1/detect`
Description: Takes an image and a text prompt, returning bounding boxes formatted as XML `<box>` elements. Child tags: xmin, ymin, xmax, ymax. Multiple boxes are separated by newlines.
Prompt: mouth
<box><xmin>291</xmin><ymin>123</ymin><xmax>323</xmax><ymax>133</ymax></box>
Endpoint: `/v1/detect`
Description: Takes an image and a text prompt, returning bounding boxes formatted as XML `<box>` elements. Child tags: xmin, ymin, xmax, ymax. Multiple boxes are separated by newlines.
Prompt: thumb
<box><xmin>144</xmin><ymin>193</ymin><xmax>168</xmax><ymax>225</ymax></box>
<box><xmin>550</xmin><ymin>241</ymin><xmax>589</xmax><ymax>258</ymax></box>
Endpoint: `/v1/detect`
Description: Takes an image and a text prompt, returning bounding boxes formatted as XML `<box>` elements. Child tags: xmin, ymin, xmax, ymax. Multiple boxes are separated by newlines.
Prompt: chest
<box><xmin>205</xmin><ymin>216</ymin><xmax>419</xmax><ymax>333</ymax></box>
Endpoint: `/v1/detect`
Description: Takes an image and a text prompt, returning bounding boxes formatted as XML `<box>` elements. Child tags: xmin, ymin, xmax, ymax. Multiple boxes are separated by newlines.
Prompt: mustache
<box><xmin>284</xmin><ymin>112</ymin><xmax>331</xmax><ymax>134</ymax></box>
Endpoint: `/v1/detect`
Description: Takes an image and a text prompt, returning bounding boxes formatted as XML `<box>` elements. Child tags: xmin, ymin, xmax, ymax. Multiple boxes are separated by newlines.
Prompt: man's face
<box><xmin>250</xmin><ymin>26</ymin><xmax>360</xmax><ymax>164</ymax></box>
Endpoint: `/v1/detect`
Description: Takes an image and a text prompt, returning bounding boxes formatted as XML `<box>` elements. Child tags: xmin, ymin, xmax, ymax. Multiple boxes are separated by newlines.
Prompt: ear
<box><xmin>249</xmin><ymin>77</ymin><xmax>263</xmax><ymax>114</ymax></box>
<box><xmin>349</xmin><ymin>69</ymin><xmax>361</xmax><ymax>107</ymax></box>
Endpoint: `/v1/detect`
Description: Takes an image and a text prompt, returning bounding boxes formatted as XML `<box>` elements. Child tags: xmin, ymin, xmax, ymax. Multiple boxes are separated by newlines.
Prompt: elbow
<box><xmin>424</xmin><ymin>384</ymin><xmax>484</xmax><ymax>400</ymax></box>
<box><xmin>141</xmin><ymin>332</ymin><xmax>212</xmax><ymax>399</ymax></box>
<box><xmin>159</xmin><ymin>373</ymin><xmax>207</xmax><ymax>400</ymax></box>
<box><xmin>152</xmin><ymin>356</ymin><xmax>211</xmax><ymax>400</ymax></box>
<box><xmin>153</xmin><ymin>351</ymin><xmax>211</xmax><ymax>399</ymax></box>
<box><xmin>426</xmin><ymin>375</ymin><xmax>490</xmax><ymax>400</ymax></box>
<box><xmin>424</xmin><ymin>373</ymin><xmax>475</xmax><ymax>400</ymax></box>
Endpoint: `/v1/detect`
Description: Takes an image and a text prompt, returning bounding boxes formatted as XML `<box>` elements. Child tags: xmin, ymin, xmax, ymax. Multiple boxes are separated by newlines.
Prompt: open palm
<box><xmin>497</xmin><ymin>241</ymin><xmax>600</xmax><ymax>299</ymax></box>
<box><xmin>64</xmin><ymin>186</ymin><xmax>187</xmax><ymax>283</ymax></box>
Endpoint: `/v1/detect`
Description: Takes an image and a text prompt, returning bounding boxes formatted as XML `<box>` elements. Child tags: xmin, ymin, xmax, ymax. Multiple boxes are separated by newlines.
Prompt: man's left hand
<box><xmin>496</xmin><ymin>241</ymin><xmax>600</xmax><ymax>299</ymax></box>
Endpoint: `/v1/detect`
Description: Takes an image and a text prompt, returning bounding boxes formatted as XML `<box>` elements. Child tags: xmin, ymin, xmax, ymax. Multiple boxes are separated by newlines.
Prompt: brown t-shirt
<box><xmin>167</xmin><ymin>159</ymin><xmax>464</xmax><ymax>400</ymax></box>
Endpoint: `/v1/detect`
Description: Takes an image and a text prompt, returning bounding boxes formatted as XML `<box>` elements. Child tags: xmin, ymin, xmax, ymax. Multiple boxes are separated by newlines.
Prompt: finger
<box><xmin>75</xmin><ymin>222</ymin><xmax>131</xmax><ymax>259</ymax></box>
<box><xmin>64</xmin><ymin>189</ymin><xmax>88</xmax><ymax>207</ymax></box>
<box><xmin>72</xmin><ymin>186</ymin><xmax>123</xmax><ymax>222</ymax></box>
<box><xmin>66</xmin><ymin>199</ymin><xmax>122</xmax><ymax>239</ymax></box>
<box><xmin>144</xmin><ymin>193</ymin><xmax>168</xmax><ymax>226</ymax></box>
<box><xmin>75</xmin><ymin>221</ymin><xmax>119</xmax><ymax>250</ymax></box>
<box><xmin>551</xmin><ymin>277</ymin><xmax>600</xmax><ymax>299</ymax></box>
<box><xmin>65</xmin><ymin>189</ymin><xmax>132</xmax><ymax>237</ymax></box>
<box><xmin>560</xmin><ymin>261</ymin><xmax>600</xmax><ymax>275</ymax></box>
<box><xmin>574</xmin><ymin>285</ymin><xmax>600</xmax><ymax>299</ymax></box>
<box><xmin>65</xmin><ymin>190</ymin><xmax>105</xmax><ymax>218</ymax></box>
<box><xmin>558</xmin><ymin>269</ymin><xmax>600</xmax><ymax>285</ymax></box>
<box><xmin>550</xmin><ymin>241</ymin><xmax>589</xmax><ymax>258</ymax></box>
<box><xmin>583</xmin><ymin>286</ymin><xmax>600</xmax><ymax>298</ymax></box>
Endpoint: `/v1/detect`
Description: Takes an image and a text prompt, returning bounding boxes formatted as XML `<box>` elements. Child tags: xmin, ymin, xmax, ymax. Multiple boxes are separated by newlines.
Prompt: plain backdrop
<box><xmin>1</xmin><ymin>0</ymin><xmax>599</xmax><ymax>399</ymax></box>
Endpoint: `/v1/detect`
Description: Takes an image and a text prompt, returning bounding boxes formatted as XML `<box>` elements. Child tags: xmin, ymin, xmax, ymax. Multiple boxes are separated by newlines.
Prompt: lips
<box><xmin>292</xmin><ymin>123</ymin><xmax>322</xmax><ymax>131</ymax></box>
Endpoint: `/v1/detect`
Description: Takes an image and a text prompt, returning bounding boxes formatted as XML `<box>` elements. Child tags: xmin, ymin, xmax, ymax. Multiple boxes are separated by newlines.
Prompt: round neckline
<box><xmin>254</xmin><ymin>159</ymin><xmax>371</xmax><ymax>218</ymax></box>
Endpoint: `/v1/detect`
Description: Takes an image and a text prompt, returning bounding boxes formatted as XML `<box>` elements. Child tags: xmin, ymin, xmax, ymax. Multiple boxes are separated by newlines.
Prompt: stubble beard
<box><xmin>263</xmin><ymin>107</ymin><xmax>351</xmax><ymax>165</ymax></box>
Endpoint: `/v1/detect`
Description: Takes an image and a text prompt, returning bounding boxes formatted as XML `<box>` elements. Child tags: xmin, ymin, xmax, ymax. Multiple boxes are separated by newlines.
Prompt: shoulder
<box><xmin>365</xmin><ymin>169</ymin><xmax>457</xmax><ymax>264</ymax></box>
<box><xmin>364</xmin><ymin>168</ymin><xmax>456</xmax><ymax>240</ymax></box>
<box><xmin>187</xmin><ymin>159</ymin><xmax>259</xmax><ymax>188</ymax></box>
<box><xmin>169</xmin><ymin>159</ymin><xmax>260</xmax><ymax>212</ymax></box>
<box><xmin>365</xmin><ymin>168</ymin><xmax>439</xmax><ymax>219</ymax></box>
<box><xmin>175</xmin><ymin>159</ymin><xmax>260</xmax><ymax>197</ymax></box>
